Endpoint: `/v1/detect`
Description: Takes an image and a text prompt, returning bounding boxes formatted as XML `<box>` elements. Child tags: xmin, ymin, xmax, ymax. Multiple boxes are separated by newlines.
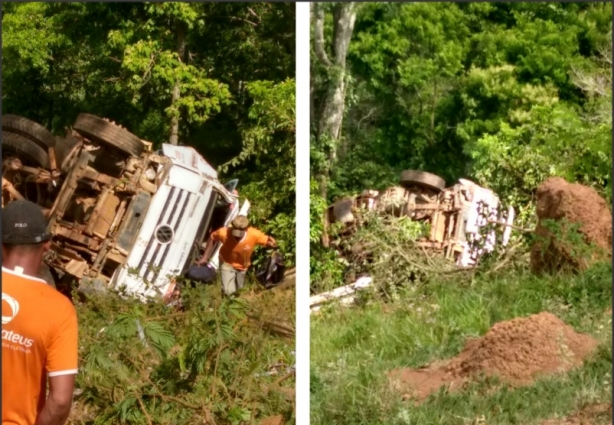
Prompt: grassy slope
<box><xmin>69</xmin><ymin>277</ymin><xmax>295</xmax><ymax>425</ymax></box>
<box><xmin>310</xmin><ymin>262</ymin><xmax>612</xmax><ymax>425</ymax></box>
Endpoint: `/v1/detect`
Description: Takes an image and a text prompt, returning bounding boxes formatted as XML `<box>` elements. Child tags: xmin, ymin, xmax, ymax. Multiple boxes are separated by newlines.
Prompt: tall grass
<box><xmin>311</xmin><ymin>262</ymin><xmax>612</xmax><ymax>425</ymax></box>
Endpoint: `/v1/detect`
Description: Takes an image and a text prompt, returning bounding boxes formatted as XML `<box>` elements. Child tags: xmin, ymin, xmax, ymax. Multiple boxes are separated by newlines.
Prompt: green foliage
<box><xmin>461</xmin><ymin>57</ymin><xmax>612</xmax><ymax>214</ymax></box>
<box><xmin>3</xmin><ymin>5</ymin><xmax>296</xmax><ymax>422</ymax></box>
<box><xmin>2</xmin><ymin>2</ymin><xmax>65</xmax><ymax>74</ymax></box>
<box><xmin>221</xmin><ymin>79</ymin><xmax>296</xmax><ymax>266</ymax></box>
<box><xmin>310</xmin><ymin>7</ymin><xmax>612</xmax><ymax>424</ymax></box>
<box><xmin>2</xmin><ymin>2</ymin><xmax>295</xmax><ymax>263</ymax></box>
<box><xmin>311</xmin><ymin>2</ymin><xmax>611</xmax><ymax>201</ymax></box>
<box><xmin>309</xmin><ymin>179</ymin><xmax>328</xmax><ymax>245</ymax></box>
<box><xmin>107</xmin><ymin>4</ymin><xmax>233</xmax><ymax>126</ymax></box>
<box><xmin>74</xmin><ymin>284</ymin><xmax>294</xmax><ymax>424</ymax></box>
<box><xmin>309</xmin><ymin>178</ymin><xmax>345</xmax><ymax>292</ymax></box>
<box><xmin>311</xmin><ymin>1</ymin><xmax>612</xmax><ymax>290</ymax></box>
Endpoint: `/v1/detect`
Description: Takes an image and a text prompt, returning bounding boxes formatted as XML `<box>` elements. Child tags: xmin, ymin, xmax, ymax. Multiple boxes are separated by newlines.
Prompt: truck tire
<box><xmin>2</xmin><ymin>131</ymin><xmax>50</xmax><ymax>169</ymax></box>
<box><xmin>332</xmin><ymin>198</ymin><xmax>355</xmax><ymax>224</ymax></box>
<box><xmin>2</xmin><ymin>115</ymin><xmax>56</xmax><ymax>149</ymax></box>
<box><xmin>73</xmin><ymin>113</ymin><xmax>144</xmax><ymax>158</ymax></box>
<box><xmin>400</xmin><ymin>170</ymin><xmax>445</xmax><ymax>192</ymax></box>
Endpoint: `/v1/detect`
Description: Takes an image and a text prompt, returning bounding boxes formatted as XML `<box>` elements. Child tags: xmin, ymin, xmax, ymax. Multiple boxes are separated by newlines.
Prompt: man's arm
<box><xmin>196</xmin><ymin>229</ymin><xmax>225</xmax><ymax>265</ymax></box>
<box><xmin>34</xmin><ymin>374</ymin><xmax>75</xmax><ymax>425</ymax></box>
<box><xmin>265</xmin><ymin>236</ymin><xmax>277</xmax><ymax>248</ymax></box>
<box><xmin>196</xmin><ymin>236</ymin><xmax>215</xmax><ymax>266</ymax></box>
<box><xmin>256</xmin><ymin>229</ymin><xmax>277</xmax><ymax>248</ymax></box>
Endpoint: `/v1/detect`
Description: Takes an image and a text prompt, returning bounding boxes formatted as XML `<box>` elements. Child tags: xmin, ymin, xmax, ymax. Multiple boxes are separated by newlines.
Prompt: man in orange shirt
<box><xmin>2</xmin><ymin>200</ymin><xmax>79</xmax><ymax>425</ymax></box>
<box><xmin>195</xmin><ymin>215</ymin><xmax>277</xmax><ymax>295</ymax></box>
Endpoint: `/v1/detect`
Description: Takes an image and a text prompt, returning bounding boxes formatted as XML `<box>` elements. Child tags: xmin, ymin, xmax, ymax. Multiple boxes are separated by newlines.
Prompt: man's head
<box><xmin>230</xmin><ymin>215</ymin><xmax>249</xmax><ymax>239</ymax></box>
<box><xmin>2</xmin><ymin>200</ymin><xmax>52</xmax><ymax>266</ymax></box>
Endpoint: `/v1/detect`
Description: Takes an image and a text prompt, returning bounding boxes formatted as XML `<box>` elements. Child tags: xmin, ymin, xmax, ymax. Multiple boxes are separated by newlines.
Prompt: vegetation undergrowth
<box><xmin>310</xmin><ymin>3</ymin><xmax>612</xmax><ymax>424</ymax></box>
<box><xmin>70</xmin><ymin>276</ymin><xmax>295</xmax><ymax>425</ymax></box>
<box><xmin>310</xmin><ymin>262</ymin><xmax>612</xmax><ymax>425</ymax></box>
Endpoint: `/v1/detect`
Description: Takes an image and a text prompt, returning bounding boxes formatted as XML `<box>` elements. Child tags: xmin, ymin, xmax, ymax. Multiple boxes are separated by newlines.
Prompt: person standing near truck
<box><xmin>2</xmin><ymin>200</ymin><xmax>79</xmax><ymax>425</ymax></box>
<box><xmin>194</xmin><ymin>215</ymin><xmax>277</xmax><ymax>295</ymax></box>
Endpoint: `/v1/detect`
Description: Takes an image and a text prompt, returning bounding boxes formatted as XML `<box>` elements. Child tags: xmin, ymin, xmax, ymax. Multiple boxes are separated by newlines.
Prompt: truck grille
<box><xmin>136</xmin><ymin>186</ymin><xmax>194</xmax><ymax>287</ymax></box>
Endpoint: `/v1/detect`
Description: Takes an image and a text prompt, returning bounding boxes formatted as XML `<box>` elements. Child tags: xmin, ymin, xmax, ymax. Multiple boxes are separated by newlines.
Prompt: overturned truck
<box><xmin>2</xmin><ymin>114</ymin><xmax>246</xmax><ymax>300</ymax></box>
<box><xmin>312</xmin><ymin>171</ymin><xmax>517</xmax><ymax>311</ymax></box>
<box><xmin>328</xmin><ymin>170</ymin><xmax>516</xmax><ymax>268</ymax></box>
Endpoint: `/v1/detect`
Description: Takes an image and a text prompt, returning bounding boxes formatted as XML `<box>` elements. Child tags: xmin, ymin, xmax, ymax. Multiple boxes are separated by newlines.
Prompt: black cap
<box><xmin>2</xmin><ymin>200</ymin><xmax>52</xmax><ymax>245</ymax></box>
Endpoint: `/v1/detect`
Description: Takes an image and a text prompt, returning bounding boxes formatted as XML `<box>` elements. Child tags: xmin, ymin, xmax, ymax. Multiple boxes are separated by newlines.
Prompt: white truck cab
<box><xmin>110</xmin><ymin>144</ymin><xmax>249</xmax><ymax>300</ymax></box>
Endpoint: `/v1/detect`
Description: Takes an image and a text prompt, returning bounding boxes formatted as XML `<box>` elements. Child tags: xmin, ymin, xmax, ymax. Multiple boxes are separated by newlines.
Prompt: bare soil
<box><xmin>388</xmin><ymin>312</ymin><xmax>598</xmax><ymax>401</ymax></box>
<box><xmin>531</xmin><ymin>177</ymin><xmax>612</xmax><ymax>274</ymax></box>
<box><xmin>261</xmin><ymin>415</ymin><xmax>285</xmax><ymax>425</ymax></box>
<box><xmin>541</xmin><ymin>403</ymin><xmax>612</xmax><ymax>425</ymax></box>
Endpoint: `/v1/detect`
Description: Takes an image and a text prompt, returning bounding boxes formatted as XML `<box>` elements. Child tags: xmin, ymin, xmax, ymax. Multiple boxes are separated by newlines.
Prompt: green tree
<box><xmin>107</xmin><ymin>3</ymin><xmax>233</xmax><ymax>144</ymax></box>
<box><xmin>311</xmin><ymin>2</ymin><xmax>359</xmax><ymax>246</ymax></box>
<box><xmin>3</xmin><ymin>1</ymin><xmax>296</xmax><ymax>262</ymax></box>
<box><xmin>311</xmin><ymin>1</ymin><xmax>612</xmax><ymax>288</ymax></box>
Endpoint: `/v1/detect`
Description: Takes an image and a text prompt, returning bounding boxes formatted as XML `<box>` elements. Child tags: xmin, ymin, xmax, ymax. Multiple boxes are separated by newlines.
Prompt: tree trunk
<box><xmin>169</xmin><ymin>21</ymin><xmax>187</xmax><ymax>145</ymax></box>
<box><xmin>313</xmin><ymin>2</ymin><xmax>357</xmax><ymax>247</ymax></box>
<box><xmin>48</xmin><ymin>54</ymin><xmax>54</xmax><ymax>130</ymax></box>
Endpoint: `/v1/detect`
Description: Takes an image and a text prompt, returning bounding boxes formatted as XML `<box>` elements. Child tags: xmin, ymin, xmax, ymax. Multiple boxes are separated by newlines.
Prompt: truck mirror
<box><xmin>224</xmin><ymin>179</ymin><xmax>239</xmax><ymax>192</ymax></box>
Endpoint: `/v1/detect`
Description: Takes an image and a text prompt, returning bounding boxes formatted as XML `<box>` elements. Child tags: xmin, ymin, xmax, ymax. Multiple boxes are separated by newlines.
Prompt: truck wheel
<box><xmin>2</xmin><ymin>115</ymin><xmax>56</xmax><ymax>149</ymax></box>
<box><xmin>2</xmin><ymin>131</ymin><xmax>50</xmax><ymax>169</ymax></box>
<box><xmin>400</xmin><ymin>170</ymin><xmax>445</xmax><ymax>192</ymax></box>
<box><xmin>73</xmin><ymin>113</ymin><xmax>144</xmax><ymax>158</ymax></box>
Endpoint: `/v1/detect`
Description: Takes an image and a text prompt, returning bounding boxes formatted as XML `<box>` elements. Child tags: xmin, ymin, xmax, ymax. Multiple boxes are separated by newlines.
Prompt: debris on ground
<box><xmin>541</xmin><ymin>403</ymin><xmax>612</xmax><ymax>425</ymax></box>
<box><xmin>310</xmin><ymin>276</ymin><xmax>372</xmax><ymax>313</ymax></box>
<box><xmin>388</xmin><ymin>312</ymin><xmax>598</xmax><ymax>401</ymax></box>
<box><xmin>531</xmin><ymin>177</ymin><xmax>612</xmax><ymax>274</ymax></box>
<box><xmin>63</xmin><ymin>269</ymin><xmax>296</xmax><ymax>423</ymax></box>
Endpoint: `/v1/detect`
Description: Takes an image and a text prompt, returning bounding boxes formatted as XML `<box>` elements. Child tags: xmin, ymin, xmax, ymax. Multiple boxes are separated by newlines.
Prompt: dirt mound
<box><xmin>445</xmin><ymin>312</ymin><xmax>598</xmax><ymax>384</ymax></box>
<box><xmin>541</xmin><ymin>403</ymin><xmax>612</xmax><ymax>425</ymax></box>
<box><xmin>388</xmin><ymin>312</ymin><xmax>598</xmax><ymax>401</ymax></box>
<box><xmin>530</xmin><ymin>177</ymin><xmax>612</xmax><ymax>274</ymax></box>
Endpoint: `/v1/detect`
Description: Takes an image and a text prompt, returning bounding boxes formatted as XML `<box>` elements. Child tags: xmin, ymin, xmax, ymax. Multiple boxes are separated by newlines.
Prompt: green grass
<box><xmin>310</xmin><ymin>262</ymin><xmax>612</xmax><ymax>425</ymax></box>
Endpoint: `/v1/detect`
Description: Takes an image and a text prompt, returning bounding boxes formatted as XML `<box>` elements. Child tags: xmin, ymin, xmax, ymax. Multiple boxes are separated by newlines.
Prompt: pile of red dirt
<box><xmin>530</xmin><ymin>177</ymin><xmax>612</xmax><ymax>274</ymax></box>
<box><xmin>388</xmin><ymin>312</ymin><xmax>598</xmax><ymax>401</ymax></box>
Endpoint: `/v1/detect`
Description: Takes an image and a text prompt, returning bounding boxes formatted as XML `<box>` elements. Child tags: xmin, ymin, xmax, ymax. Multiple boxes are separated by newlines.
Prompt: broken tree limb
<box><xmin>309</xmin><ymin>276</ymin><xmax>372</xmax><ymax>312</ymax></box>
<box><xmin>488</xmin><ymin>219</ymin><xmax>534</xmax><ymax>233</ymax></box>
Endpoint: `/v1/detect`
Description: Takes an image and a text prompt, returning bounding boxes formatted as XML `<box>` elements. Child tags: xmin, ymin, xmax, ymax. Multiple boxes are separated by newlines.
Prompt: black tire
<box><xmin>2</xmin><ymin>115</ymin><xmax>56</xmax><ymax>149</ymax></box>
<box><xmin>73</xmin><ymin>113</ymin><xmax>144</xmax><ymax>157</ymax></box>
<box><xmin>400</xmin><ymin>170</ymin><xmax>445</xmax><ymax>192</ymax></box>
<box><xmin>2</xmin><ymin>131</ymin><xmax>50</xmax><ymax>169</ymax></box>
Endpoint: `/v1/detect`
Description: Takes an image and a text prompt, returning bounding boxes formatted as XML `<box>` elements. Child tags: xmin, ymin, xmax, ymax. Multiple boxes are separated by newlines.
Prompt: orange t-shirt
<box><xmin>2</xmin><ymin>267</ymin><xmax>79</xmax><ymax>425</ymax></box>
<box><xmin>211</xmin><ymin>227</ymin><xmax>269</xmax><ymax>271</ymax></box>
